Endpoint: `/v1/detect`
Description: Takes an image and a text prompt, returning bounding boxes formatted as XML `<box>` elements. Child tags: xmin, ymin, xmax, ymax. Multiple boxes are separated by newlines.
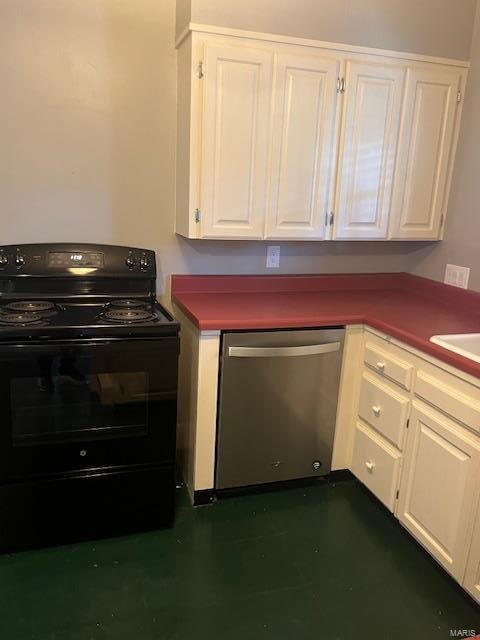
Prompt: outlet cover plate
<box><xmin>444</xmin><ymin>264</ymin><xmax>470</xmax><ymax>289</ymax></box>
<box><xmin>266</xmin><ymin>246</ymin><xmax>280</xmax><ymax>269</ymax></box>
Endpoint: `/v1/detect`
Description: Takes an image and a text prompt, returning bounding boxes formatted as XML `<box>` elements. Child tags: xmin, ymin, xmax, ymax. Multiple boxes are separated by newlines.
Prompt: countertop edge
<box><xmin>171</xmin><ymin>275</ymin><xmax>480</xmax><ymax>381</ymax></box>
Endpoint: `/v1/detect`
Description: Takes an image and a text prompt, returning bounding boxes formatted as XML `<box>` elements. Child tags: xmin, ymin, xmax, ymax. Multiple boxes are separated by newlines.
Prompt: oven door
<box><xmin>0</xmin><ymin>338</ymin><xmax>178</xmax><ymax>481</ymax></box>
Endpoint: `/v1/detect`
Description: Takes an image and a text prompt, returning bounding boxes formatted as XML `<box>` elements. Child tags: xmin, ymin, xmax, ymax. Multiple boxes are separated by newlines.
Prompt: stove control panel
<box><xmin>125</xmin><ymin>250</ymin><xmax>151</xmax><ymax>272</ymax></box>
<box><xmin>48</xmin><ymin>251</ymin><xmax>104</xmax><ymax>268</ymax></box>
<box><xmin>0</xmin><ymin>244</ymin><xmax>156</xmax><ymax>278</ymax></box>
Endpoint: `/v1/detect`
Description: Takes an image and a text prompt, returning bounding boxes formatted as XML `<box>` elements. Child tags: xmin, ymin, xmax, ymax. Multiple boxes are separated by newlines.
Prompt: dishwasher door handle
<box><xmin>227</xmin><ymin>342</ymin><xmax>341</xmax><ymax>358</ymax></box>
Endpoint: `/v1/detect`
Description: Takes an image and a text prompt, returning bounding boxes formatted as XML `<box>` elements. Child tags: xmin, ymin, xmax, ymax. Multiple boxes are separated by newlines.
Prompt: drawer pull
<box><xmin>372</xmin><ymin>405</ymin><xmax>381</xmax><ymax>417</ymax></box>
<box><xmin>376</xmin><ymin>361</ymin><xmax>386</xmax><ymax>373</ymax></box>
<box><xmin>365</xmin><ymin>460</ymin><xmax>375</xmax><ymax>473</ymax></box>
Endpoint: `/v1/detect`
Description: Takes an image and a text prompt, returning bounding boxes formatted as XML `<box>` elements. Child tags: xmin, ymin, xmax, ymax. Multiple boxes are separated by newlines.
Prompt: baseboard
<box><xmin>328</xmin><ymin>469</ymin><xmax>354</xmax><ymax>482</ymax></box>
<box><xmin>193</xmin><ymin>488</ymin><xmax>215</xmax><ymax>506</ymax></box>
<box><xmin>215</xmin><ymin>470</ymin><xmax>355</xmax><ymax>500</ymax></box>
<box><xmin>192</xmin><ymin>470</ymin><xmax>354</xmax><ymax>504</ymax></box>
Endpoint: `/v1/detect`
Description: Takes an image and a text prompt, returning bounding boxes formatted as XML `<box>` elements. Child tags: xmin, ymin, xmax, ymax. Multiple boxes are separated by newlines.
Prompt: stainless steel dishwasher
<box><xmin>216</xmin><ymin>328</ymin><xmax>345</xmax><ymax>489</ymax></box>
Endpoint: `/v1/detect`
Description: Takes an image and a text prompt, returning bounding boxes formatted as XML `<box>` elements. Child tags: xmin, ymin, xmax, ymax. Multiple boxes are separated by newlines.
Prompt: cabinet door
<box><xmin>464</xmin><ymin>500</ymin><xmax>480</xmax><ymax>604</ymax></box>
<box><xmin>398</xmin><ymin>403</ymin><xmax>480</xmax><ymax>582</ymax></box>
<box><xmin>199</xmin><ymin>42</ymin><xmax>274</xmax><ymax>239</ymax></box>
<box><xmin>334</xmin><ymin>60</ymin><xmax>405</xmax><ymax>240</ymax></box>
<box><xmin>265</xmin><ymin>52</ymin><xmax>341</xmax><ymax>239</ymax></box>
<box><xmin>389</xmin><ymin>66</ymin><xmax>462</xmax><ymax>240</ymax></box>
<box><xmin>351</xmin><ymin>421</ymin><xmax>401</xmax><ymax>512</ymax></box>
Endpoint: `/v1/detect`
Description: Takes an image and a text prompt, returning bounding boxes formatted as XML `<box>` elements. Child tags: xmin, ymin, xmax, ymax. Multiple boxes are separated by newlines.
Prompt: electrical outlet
<box><xmin>266</xmin><ymin>245</ymin><xmax>280</xmax><ymax>269</ymax></box>
<box><xmin>444</xmin><ymin>264</ymin><xmax>470</xmax><ymax>289</ymax></box>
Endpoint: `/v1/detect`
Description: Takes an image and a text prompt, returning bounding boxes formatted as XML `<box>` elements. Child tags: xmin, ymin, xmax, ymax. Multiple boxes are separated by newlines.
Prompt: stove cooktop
<box><xmin>0</xmin><ymin>244</ymin><xmax>179</xmax><ymax>341</ymax></box>
<box><xmin>0</xmin><ymin>298</ymin><xmax>177</xmax><ymax>339</ymax></box>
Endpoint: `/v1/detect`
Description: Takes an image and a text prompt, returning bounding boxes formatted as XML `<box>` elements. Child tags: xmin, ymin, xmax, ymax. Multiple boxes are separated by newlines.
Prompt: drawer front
<box><xmin>358</xmin><ymin>373</ymin><xmax>409</xmax><ymax>449</ymax></box>
<box><xmin>364</xmin><ymin>341</ymin><xmax>413</xmax><ymax>390</ymax></box>
<box><xmin>351</xmin><ymin>422</ymin><xmax>401</xmax><ymax>512</ymax></box>
<box><xmin>415</xmin><ymin>370</ymin><xmax>480</xmax><ymax>434</ymax></box>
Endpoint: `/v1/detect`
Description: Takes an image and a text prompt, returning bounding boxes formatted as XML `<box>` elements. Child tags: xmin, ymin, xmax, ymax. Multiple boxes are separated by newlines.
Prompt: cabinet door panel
<box><xmin>389</xmin><ymin>67</ymin><xmax>462</xmax><ymax>239</ymax></box>
<box><xmin>464</xmin><ymin>500</ymin><xmax>480</xmax><ymax>604</ymax></box>
<box><xmin>266</xmin><ymin>53</ymin><xmax>341</xmax><ymax>239</ymax></box>
<box><xmin>358</xmin><ymin>373</ymin><xmax>409</xmax><ymax>449</ymax></box>
<box><xmin>351</xmin><ymin>421</ymin><xmax>401</xmax><ymax>512</ymax></box>
<box><xmin>200</xmin><ymin>43</ymin><xmax>274</xmax><ymax>238</ymax></box>
<box><xmin>334</xmin><ymin>61</ymin><xmax>405</xmax><ymax>240</ymax></box>
<box><xmin>398</xmin><ymin>403</ymin><xmax>480</xmax><ymax>582</ymax></box>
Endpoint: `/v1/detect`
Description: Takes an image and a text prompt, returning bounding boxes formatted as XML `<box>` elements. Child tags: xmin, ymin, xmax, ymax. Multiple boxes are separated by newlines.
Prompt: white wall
<box><xmin>185</xmin><ymin>0</ymin><xmax>476</xmax><ymax>60</ymax></box>
<box><xmin>410</xmin><ymin>4</ymin><xmax>480</xmax><ymax>291</ymax></box>
<box><xmin>0</xmin><ymin>0</ymin><xmax>476</xmax><ymax>301</ymax></box>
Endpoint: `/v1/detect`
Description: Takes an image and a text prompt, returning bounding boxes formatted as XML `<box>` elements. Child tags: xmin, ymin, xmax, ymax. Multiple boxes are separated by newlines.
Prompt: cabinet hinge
<box><xmin>196</xmin><ymin>62</ymin><xmax>204</xmax><ymax>79</ymax></box>
<box><xmin>457</xmin><ymin>90</ymin><xmax>462</xmax><ymax>103</ymax></box>
<box><xmin>194</xmin><ymin>208</ymin><xmax>201</xmax><ymax>223</ymax></box>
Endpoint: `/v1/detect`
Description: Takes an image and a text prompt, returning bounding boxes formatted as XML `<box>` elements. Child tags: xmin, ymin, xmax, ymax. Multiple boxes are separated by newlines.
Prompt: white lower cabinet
<box><xmin>464</xmin><ymin>502</ymin><xmax>480</xmax><ymax>604</ymax></box>
<box><xmin>351</xmin><ymin>331</ymin><xmax>480</xmax><ymax>598</ymax></box>
<box><xmin>352</xmin><ymin>361</ymin><xmax>407</xmax><ymax>512</ymax></box>
<box><xmin>351</xmin><ymin>421</ymin><xmax>401</xmax><ymax>512</ymax></box>
<box><xmin>358</xmin><ymin>372</ymin><xmax>409</xmax><ymax>449</ymax></box>
<box><xmin>398</xmin><ymin>404</ymin><xmax>480</xmax><ymax>582</ymax></box>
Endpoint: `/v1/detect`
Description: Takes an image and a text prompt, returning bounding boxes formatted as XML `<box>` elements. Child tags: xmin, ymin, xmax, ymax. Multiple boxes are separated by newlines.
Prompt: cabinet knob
<box><xmin>365</xmin><ymin>461</ymin><xmax>375</xmax><ymax>473</ymax></box>
<box><xmin>372</xmin><ymin>405</ymin><xmax>381</xmax><ymax>417</ymax></box>
<box><xmin>376</xmin><ymin>361</ymin><xmax>386</xmax><ymax>372</ymax></box>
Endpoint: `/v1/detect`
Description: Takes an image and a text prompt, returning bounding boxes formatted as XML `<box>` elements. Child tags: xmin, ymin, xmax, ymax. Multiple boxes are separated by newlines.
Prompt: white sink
<box><xmin>430</xmin><ymin>333</ymin><xmax>480</xmax><ymax>364</ymax></box>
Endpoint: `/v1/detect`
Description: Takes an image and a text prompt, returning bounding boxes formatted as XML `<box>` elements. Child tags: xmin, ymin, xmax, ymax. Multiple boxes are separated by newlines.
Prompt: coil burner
<box><xmin>102</xmin><ymin>308</ymin><xmax>158</xmax><ymax>324</ymax></box>
<box><xmin>0</xmin><ymin>312</ymin><xmax>45</xmax><ymax>326</ymax></box>
<box><xmin>107</xmin><ymin>299</ymin><xmax>148</xmax><ymax>310</ymax></box>
<box><xmin>3</xmin><ymin>300</ymin><xmax>61</xmax><ymax>318</ymax></box>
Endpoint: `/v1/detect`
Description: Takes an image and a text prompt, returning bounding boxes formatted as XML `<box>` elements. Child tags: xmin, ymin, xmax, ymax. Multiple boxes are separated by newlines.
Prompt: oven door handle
<box><xmin>0</xmin><ymin>337</ymin><xmax>172</xmax><ymax>350</ymax></box>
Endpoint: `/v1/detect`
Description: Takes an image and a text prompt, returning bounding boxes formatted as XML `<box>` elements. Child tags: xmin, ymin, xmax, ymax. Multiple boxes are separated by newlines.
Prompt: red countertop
<box><xmin>171</xmin><ymin>273</ymin><xmax>480</xmax><ymax>379</ymax></box>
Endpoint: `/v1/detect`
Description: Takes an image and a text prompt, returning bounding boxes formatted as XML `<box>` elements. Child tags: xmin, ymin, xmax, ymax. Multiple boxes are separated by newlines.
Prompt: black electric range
<box><xmin>0</xmin><ymin>243</ymin><xmax>180</xmax><ymax>552</ymax></box>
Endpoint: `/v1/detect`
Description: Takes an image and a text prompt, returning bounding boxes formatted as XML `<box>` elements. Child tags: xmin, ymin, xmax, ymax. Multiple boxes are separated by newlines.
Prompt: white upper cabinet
<box><xmin>265</xmin><ymin>52</ymin><xmax>341</xmax><ymax>240</ymax></box>
<box><xmin>199</xmin><ymin>42</ymin><xmax>274</xmax><ymax>239</ymax></box>
<box><xmin>389</xmin><ymin>66</ymin><xmax>464</xmax><ymax>240</ymax></box>
<box><xmin>398</xmin><ymin>403</ymin><xmax>480</xmax><ymax>582</ymax></box>
<box><xmin>175</xmin><ymin>29</ymin><xmax>467</xmax><ymax>241</ymax></box>
<box><xmin>334</xmin><ymin>60</ymin><xmax>405</xmax><ymax>240</ymax></box>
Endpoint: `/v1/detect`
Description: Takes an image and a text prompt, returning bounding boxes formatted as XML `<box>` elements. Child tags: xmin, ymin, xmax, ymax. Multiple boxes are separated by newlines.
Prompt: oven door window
<box><xmin>0</xmin><ymin>338</ymin><xmax>178</xmax><ymax>480</ymax></box>
<box><xmin>11</xmin><ymin>354</ymin><xmax>148</xmax><ymax>446</ymax></box>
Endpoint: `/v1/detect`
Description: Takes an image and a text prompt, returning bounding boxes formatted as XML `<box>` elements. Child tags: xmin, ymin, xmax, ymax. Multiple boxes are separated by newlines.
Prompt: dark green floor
<box><xmin>0</xmin><ymin>478</ymin><xmax>479</xmax><ymax>639</ymax></box>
